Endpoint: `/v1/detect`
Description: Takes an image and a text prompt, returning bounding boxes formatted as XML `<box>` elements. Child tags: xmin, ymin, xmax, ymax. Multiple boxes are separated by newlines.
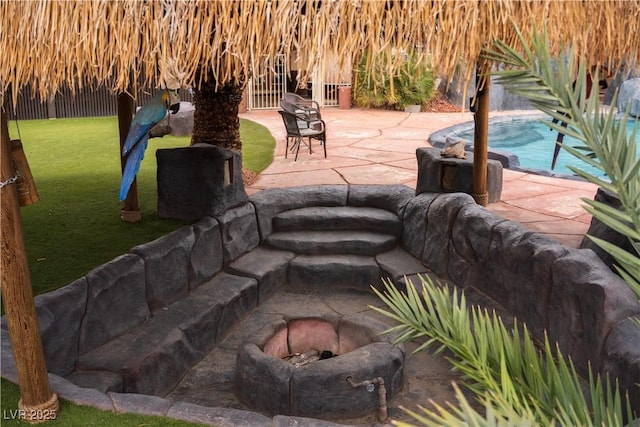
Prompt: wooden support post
<box><xmin>10</xmin><ymin>140</ymin><xmax>40</xmax><ymax>206</ymax></box>
<box><xmin>117</xmin><ymin>92</ymin><xmax>142</xmax><ymax>222</ymax></box>
<box><xmin>1</xmin><ymin>110</ymin><xmax>59</xmax><ymax>423</ymax></box>
<box><xmin>472</xmin><ymin>65</ymin><xmax>491</xmax><ymax>207</ymax></box>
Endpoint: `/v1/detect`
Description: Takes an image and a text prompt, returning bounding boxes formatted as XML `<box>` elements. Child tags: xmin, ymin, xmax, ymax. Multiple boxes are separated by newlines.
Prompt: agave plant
<box><xmin>371</xmin><ymin>276</ymin><xmax>635</xmax><ymax>426</ymax></box>
<box><xmin>481</xmin><ymin>27</ymin><xmax>640</xmax><ymax>299</ymax></box>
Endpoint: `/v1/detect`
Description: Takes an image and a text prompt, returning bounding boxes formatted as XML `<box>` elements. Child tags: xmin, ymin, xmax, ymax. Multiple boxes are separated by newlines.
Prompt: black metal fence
<box><xmin>4</xmin><ymin>84</ymin><xmax>194</xmax><ymax>121</ymax></box>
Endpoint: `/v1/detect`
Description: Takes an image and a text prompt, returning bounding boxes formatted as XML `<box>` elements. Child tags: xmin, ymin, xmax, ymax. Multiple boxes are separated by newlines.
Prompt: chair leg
<box><xmin>285</xmin><ymin>136</ymin><xmax>289</xmax><ymax>159</ymax></box>
<box><xmin>294</xmin><ymin>136</ymin><xmax>302</xmax><ymax>161</ymax></box>
<box><xmin>323</xmin><ymin>137</ymin><xmax>327</xmax><ymax>158</ymax></box>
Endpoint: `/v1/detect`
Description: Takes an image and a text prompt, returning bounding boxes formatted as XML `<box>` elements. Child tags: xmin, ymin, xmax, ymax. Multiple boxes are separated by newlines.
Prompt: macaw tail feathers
<box><xmin>122</xmin><ymin>120</ymin><xmax>158</xmax><ymax>157</ymax></box>
<box><xmin>119</xmin><ymin>135</ymin><xmax>149</xmax><ymax>201</ymax></box>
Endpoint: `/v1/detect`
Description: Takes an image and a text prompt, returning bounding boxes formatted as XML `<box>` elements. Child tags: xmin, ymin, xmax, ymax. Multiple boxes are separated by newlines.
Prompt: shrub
<box><xmin>353</xmin><ymin>51</ymin><xmax>436</xmax><ymax>111</ymax></box>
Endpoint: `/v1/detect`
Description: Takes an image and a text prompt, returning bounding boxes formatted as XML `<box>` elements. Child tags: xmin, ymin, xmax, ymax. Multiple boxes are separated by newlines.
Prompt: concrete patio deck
<box><xmin>242</xmin><ymin>108</ymin><xmax>597</xmax><ymax>248</ymax></box>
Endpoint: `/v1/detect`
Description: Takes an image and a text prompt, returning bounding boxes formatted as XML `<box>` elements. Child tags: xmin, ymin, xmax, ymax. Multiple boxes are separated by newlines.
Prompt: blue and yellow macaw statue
<box><xmin>119</xmin><ymin>89</ymin><xmax>180</xmax><ymax>201</ymax></box>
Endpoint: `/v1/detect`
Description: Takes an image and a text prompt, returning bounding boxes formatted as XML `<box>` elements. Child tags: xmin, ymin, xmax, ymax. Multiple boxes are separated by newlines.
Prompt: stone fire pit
<box><xmin>234</xmin><ymin>314</ymin><xmax>405</xmax><ymax>420</ymax></box>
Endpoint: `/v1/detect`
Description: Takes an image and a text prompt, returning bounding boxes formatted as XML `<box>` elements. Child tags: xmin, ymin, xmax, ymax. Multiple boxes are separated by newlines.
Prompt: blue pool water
<box><xmin>455</xmin><ymin>117</ymin><xmax>640</xmax><ymax>177</ymax></box>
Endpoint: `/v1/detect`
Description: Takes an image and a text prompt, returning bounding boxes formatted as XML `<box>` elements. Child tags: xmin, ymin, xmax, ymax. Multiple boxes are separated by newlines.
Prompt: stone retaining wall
<box><xmin>402</xmin><ymin>191</ymin><xmax>639</xmax><ymax>401</ymax></box>
<box><xmin>2</xmin><ymin>184</ymin><xmax>639</xmax><ymax>423</ymax></box>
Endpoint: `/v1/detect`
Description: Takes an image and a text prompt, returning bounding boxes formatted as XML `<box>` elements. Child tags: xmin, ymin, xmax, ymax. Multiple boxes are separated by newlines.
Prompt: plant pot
<box><xmin>338</xmin><ymin>86</ymin><xmax>352</xmax><ymax>109</ymax></box>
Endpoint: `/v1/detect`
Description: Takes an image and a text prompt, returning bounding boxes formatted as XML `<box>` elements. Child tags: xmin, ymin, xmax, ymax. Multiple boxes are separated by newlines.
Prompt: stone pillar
<box><xmin>416</xmin><ymin>147</ymin><xmax>502</xmax><ymax>203</ymax></box>
<box><xmin>156</xmin><ymin>145</ymin><xmax>248</xmax><ymax>221</ymax></box>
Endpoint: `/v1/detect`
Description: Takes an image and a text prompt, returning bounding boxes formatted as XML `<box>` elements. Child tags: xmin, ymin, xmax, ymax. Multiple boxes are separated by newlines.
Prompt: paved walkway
<box><xmin>242</xmin><ymin>108</ymin><xmax>597</xmax><ymax>248</ymax></box>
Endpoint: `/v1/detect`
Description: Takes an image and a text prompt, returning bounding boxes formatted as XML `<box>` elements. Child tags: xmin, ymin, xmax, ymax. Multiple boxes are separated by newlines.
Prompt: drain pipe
<box><xmin>345</xmin><ymin>376</ymin><xmax>388</xmax><ymax>422</ymax></box>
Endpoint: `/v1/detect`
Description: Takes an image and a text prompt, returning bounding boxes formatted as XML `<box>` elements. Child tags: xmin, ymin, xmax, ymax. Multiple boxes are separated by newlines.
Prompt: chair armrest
<box><xmin>294</xmin><ymin>100</ymin><xmax>321</xmax><ymax>120</ymax></box>
<box><xmin>294</xmin><ymin>109</ymin><xmax>320</xmax><ymax>122</ymax></box>
<box><xmin>308</xmin><ymin>100</ymin><xmax>321</xmax><ymax>110</ymax></box>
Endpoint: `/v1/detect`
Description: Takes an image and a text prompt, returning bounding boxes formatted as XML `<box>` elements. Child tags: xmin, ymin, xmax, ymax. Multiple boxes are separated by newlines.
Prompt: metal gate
<box><xmin>316</xmin><ymin>52</ymin><xmax>350</xmax><ymax>108</ymax></box>
<box><xmin>248</xmin><ymin>55</ymin><xmax>287</xmax><ymax>110</ymax></box>
<box><xmin>322</xmin><ymin>82</ymin><xmax>339</xmax><ymax>107</ymax></box>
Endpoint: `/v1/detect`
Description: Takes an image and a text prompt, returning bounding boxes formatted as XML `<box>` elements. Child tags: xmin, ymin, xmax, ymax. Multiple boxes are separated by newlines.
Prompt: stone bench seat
<box><xmin>76</xmin><ymin>273</ymin><xmax>258</xmax><ymax>396</ymax></box>
<box><xmin>375</xmin><ymin>247</ymin><xmax>432</xmax><ymax>284</ymax></box>
<box><xmin>72</xmin><ymin>244</ymin><xmax>428</xmax><ymax>396</ymax></box>
<box><xmin>227</xmin><ymin>247</ymin><xmax>296</xmax><ymax>303</ymax></box>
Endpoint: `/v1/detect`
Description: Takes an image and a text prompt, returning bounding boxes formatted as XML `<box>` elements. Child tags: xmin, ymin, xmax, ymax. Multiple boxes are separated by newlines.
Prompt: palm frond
<box><xmin>483</xmin><ymin>25</ymin><xmax>640</xmax><ymax>300</ymax></box>
<box><xmin>579</xmin><ymin>200</ymin><xmax>640</xmax><ymax>241</ymax></box>
<box><xmin>371</xmin><ymin>276</ymin><xmax>635</xmax><ymax>425</ymax></box>
<box><xmin>586</xmin><ymin>236</ymin><xmax>640</xmax><ymax>293</ymax></box>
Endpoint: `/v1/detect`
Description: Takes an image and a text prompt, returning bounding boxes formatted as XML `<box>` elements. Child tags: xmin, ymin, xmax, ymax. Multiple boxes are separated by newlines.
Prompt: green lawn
<box><xmin>1</xmin><ymin>380</ymin><xmax>206</xmax><ymax>426</ymax></box>
<box><xmin>7</xmin><ymin>116</ymin><xmax>274</xmax><ymax>295</ymax></box>
<box><xmin>1</xmin><ymin>115</ymin><xmax>274</xmax><ymax>426</ymax></box>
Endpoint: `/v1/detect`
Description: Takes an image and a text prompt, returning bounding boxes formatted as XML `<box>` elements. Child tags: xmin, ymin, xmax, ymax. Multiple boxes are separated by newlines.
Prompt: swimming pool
<box><xmin>429</xmin><ymin>115</ymin><xmax>640</xmax><ymax>178</ymax></box>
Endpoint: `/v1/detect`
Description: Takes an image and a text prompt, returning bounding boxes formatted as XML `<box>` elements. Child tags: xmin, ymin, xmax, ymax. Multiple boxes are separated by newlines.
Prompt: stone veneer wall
<box><xmin>1</xmin><ymin>184</ymin><xmax>639</xmax><ymax>422</ymax></box>
<box><xmin>402</xmin><ymin>191</ymin><xmax>640</xmax><ymax>407</ymax></box>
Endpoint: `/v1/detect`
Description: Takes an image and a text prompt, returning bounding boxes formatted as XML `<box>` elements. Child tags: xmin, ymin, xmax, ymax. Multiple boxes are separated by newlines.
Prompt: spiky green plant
<box><xmin>371</xmin><ymin>276</ymin><xmax>635</xmax><ymax>426</ymax></box>
<box><xmin>353</xmin><ymin>51</ymin><xmax>436</xmax><ymax>111</ymax></box>
<box><xmin>481</xmin><ymin>27</ymin><xmax>640</xmax><ymax>299</ymax></box>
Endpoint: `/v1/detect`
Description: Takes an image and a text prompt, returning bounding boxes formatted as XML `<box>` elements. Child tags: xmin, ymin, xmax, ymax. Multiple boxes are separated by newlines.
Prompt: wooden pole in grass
<box><xmin>472</xmin><ymin>63</ymin><xmax>491</xmax><ymax>207</ymax></box>
<box><xmin>117</xmin><ymin>91</ymin><xmax>142</xmax><ymax>222</ymax></box>
<box><xmin>1</xmin><ymin>109</ymin><xmax>59</xmax><ymax>423</ymax></box>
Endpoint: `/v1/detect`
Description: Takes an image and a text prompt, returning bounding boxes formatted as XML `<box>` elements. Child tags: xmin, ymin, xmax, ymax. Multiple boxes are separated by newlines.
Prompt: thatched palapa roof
<box><xmin>2</xmin><ymin>0</ymin><xmax>640</xmax><ymax>105</ymax></box>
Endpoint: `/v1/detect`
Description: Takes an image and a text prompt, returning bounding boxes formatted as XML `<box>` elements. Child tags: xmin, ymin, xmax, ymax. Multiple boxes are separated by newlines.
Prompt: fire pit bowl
<box><xmin>234</xmin><ymin>314</ymin><xmax>405</xmax><ymax>420</ymax></box>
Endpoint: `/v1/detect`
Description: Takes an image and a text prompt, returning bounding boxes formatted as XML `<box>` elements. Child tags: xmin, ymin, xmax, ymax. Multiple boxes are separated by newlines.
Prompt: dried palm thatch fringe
<box><xmin>2</xmin><ymin>0</ymin><xmax>640</xmax><ymax>107</ymax></box>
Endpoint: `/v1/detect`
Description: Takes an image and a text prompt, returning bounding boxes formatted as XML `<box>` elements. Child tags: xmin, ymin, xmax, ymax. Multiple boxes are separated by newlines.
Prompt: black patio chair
<box><xmin>280</xmin><ymin>92</ymin><xmax>322</xmax><ymax>125</ymax></box>
<box><xmin>278</xmin><ymin>110</ymin><xmax>327</xmax><ymax>161</ymax></box>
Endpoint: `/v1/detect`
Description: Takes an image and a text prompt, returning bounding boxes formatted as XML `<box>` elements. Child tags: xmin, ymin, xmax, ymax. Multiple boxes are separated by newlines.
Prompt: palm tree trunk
<box><xmin>191</xmin><ymin>69</ymin><xmax>244</xmax><ymax>151</ymax></box>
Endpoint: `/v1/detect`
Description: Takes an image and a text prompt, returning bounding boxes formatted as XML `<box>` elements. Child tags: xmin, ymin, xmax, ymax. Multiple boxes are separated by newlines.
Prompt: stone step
<box><xmin>265</xmin><ymin>230</ymin><xmax>397</xmax><ymax>256</ymax></box>
<box><xmin>288</xmin><ymin>254</ymin><xmax>382</xmax><ymax>290</ymax></box>
<box><xmin>272</xmin><ymin>206</ymin><xmax>401</xmax><ymax>235</ymax></box>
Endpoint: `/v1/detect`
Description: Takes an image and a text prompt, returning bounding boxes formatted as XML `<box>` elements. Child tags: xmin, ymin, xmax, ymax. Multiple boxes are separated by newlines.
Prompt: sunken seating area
<box><xmin>2</xmin><ymin>184</ymin><xmax>639</xmax><ymax>424</ymax></box>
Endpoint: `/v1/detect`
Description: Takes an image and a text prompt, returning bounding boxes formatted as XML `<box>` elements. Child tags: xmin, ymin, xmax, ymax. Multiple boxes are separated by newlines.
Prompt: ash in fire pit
<box><xmin>284</xmin><ymin>349</ymin><xmax>335</xmax><ymax>367</ymax></box>
<box><xmin>234</xmin><ymin>314</ymin><xmax>405</xmax><ymax>421</ymax></box>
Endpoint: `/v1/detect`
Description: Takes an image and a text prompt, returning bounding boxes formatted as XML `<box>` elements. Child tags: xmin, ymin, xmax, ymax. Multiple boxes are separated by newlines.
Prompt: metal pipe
<box><xmin>345</xmin><ymin>376</ymin><xmax>388</xmax><ymax>422</ymax></box>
